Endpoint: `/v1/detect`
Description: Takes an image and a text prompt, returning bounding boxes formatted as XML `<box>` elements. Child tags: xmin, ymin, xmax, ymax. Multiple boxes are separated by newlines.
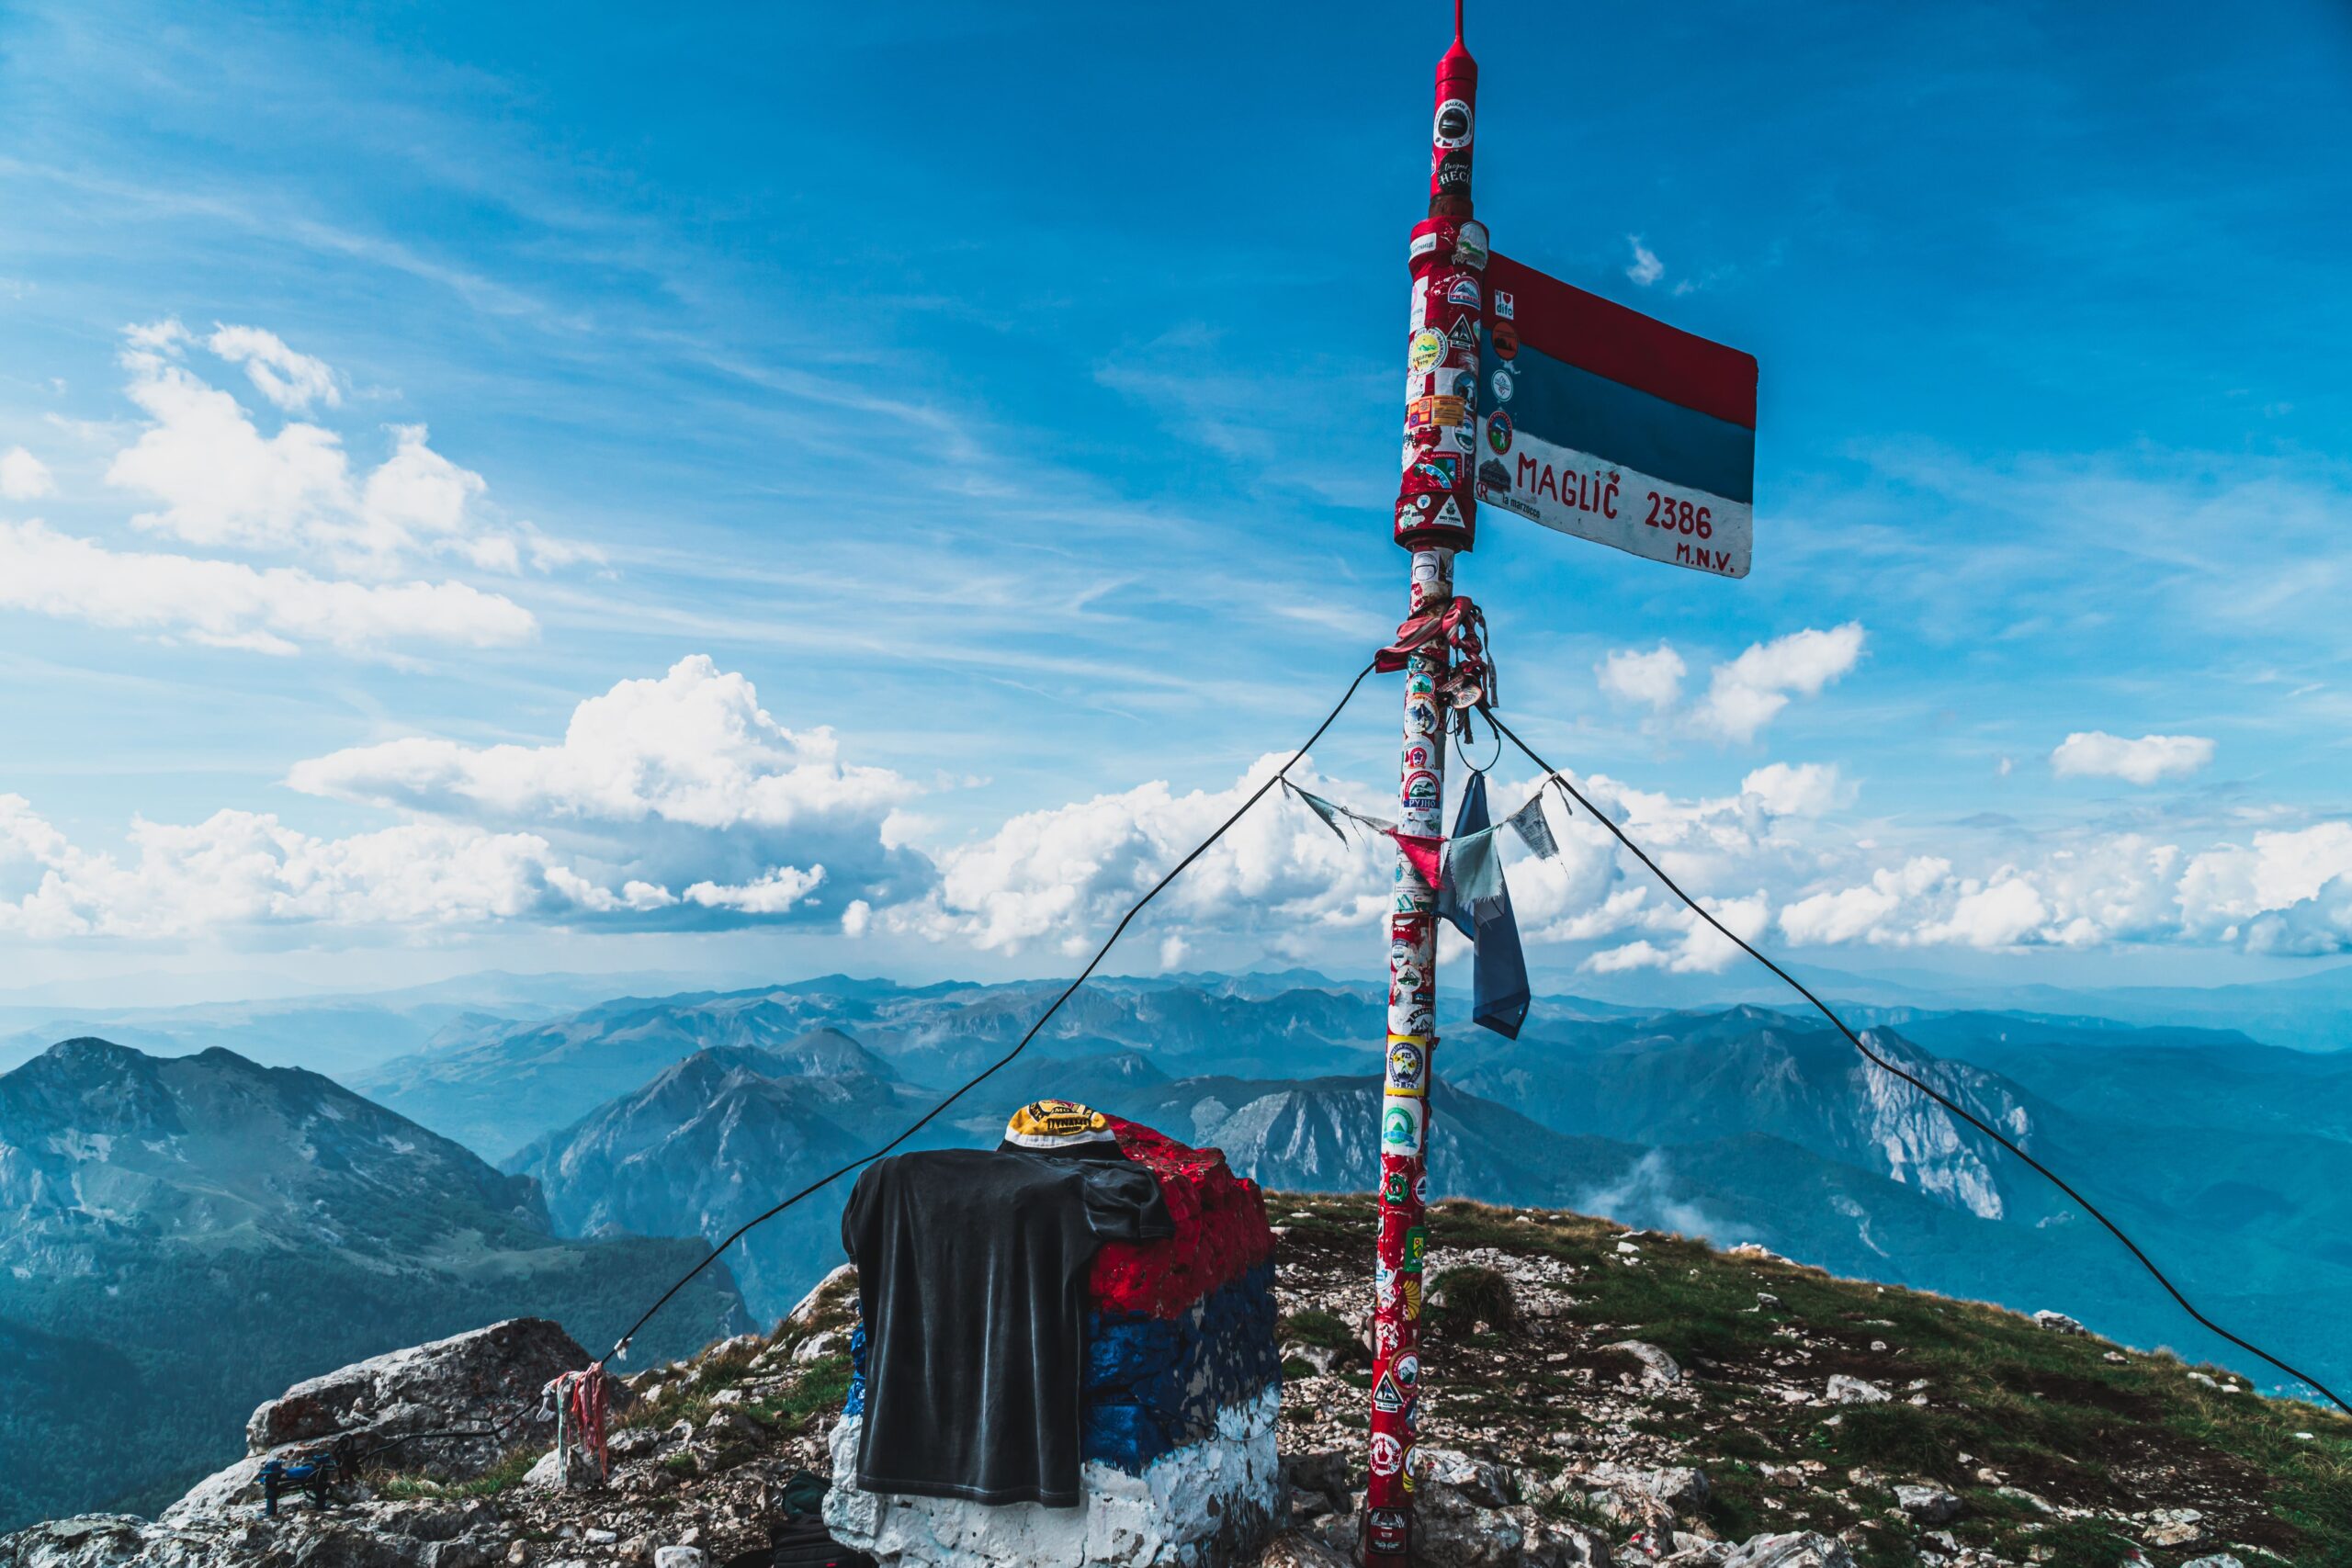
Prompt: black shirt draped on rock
<box><xmin>841</xmin><ymin>1147</ymin><xmax>1172</xmax><ymax>1507</ymax></box>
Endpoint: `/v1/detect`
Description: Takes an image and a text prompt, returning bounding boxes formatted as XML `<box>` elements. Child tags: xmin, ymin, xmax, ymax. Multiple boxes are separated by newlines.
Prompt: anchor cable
<box><xmin>601</xmin><ymin>658</ymin><xmax>1382</xmax><ymax>1362</ymax></box>
<box><xmin>1480</xmin><ymin>703</ymin><xmax>2350</xmax><ymax>1418</ymax></box>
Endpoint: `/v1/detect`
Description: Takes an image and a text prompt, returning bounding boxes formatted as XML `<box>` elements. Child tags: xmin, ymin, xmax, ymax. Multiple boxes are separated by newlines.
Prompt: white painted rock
<box><xmin>2031</xmin><ymin>1310</ymin><xmax>2086</xmax><ymax>1335</ymax></box>
<box><xmin>1826</xmin><ymin>1375</ymin><xmax>1889</xmax><ymax>1404</ymax></box>
<box><xmin>822</xmin><ymin>1384</ymin><xmax>1283</xmax><ymax>1568</ymax></box>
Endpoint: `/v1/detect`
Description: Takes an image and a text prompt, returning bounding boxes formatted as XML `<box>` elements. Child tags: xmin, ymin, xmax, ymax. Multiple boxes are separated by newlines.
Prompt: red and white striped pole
<box><xmin>1366</xmin><ymin>6</ymin><xmax>1483</xmax><ymax>1562</ymax></box>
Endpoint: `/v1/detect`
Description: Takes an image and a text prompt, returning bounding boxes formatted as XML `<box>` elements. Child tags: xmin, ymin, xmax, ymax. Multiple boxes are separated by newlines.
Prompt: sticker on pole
<box><xmin>1380</xmin><ymin>1092</ymin><xmax>1426</xmax><ymax>1155</ymax></box>
<box><xmin>1474</xmin><ymin>253</ymin><xmax>1758</xmax><ymax>579</ymax></box>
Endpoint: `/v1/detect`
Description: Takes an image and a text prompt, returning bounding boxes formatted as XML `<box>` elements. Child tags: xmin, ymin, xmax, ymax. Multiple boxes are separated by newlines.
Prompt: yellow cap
<box><xmin>1003</xmin><ymin>1098</ymin><xmax>1115</xmax><ymax>1150</ymax></box>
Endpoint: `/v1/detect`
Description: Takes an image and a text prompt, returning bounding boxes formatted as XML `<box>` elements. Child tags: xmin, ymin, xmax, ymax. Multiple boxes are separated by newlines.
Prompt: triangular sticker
<box><xmin>1432</xmin><ymin>496</ymin><xmax>1465</xmax><ymax>529</ymax></box>
<box><xmin>1373</xmin><ymin>1372</ymin><xmax>1404</xmax><ymax>1413</ymax></box>
<box><xmin>1446</xmin><ymin>315</ymin><xmax>1478</xmax><ymax>351</ymax></box>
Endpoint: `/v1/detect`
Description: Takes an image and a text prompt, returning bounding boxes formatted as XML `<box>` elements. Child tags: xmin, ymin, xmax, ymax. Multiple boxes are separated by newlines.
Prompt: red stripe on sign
<box><xmin>1490</xmin><ymin>254</ymin><xmax>1758</xmax><ymax>430</ymax></box>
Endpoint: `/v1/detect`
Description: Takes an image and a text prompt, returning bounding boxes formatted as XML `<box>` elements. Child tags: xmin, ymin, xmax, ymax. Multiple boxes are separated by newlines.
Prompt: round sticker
<box><xmin>1491</xmin><ymin>367</ymin><xmax>1514</xmax><ymax>403</ymax></box>
<box><xmin>1370</xmin><ymin>1433</ymin><xmax>1405</xmax><ymax>1477</ymax></box>
<box><xmin>1407</xmin><ymin>329</ymin><xmax>1446</xmax><ymax>373</ymax></box>
<box><xmin>1432</xmin><ymin>99</ymin><xmax>1474</xmax><ymax>150</ymax></box>
<box><xmin>1388</xmin><ymin>1039</ymin><xmax>1427</xmax><ymax>1089</ymax></box>
<box><xmin>1486</xmin><ymin>411</ymin><xmax>1513</xmax><ymax>455</ymax></box>
<box><xmin>1415</xmin><ymin>1172</ymin><xmax>1430</xmax><ymax>1204</ymax></box>
<box><xmin>1395</xmin><ymin>1353</ymin><xmax>1421</xmax><ymax>1388</ymax></box>
<box><xmin>1492</xmin><ymin>321</ymin><xmax>1519</xmax><ymax>360</ymax></box>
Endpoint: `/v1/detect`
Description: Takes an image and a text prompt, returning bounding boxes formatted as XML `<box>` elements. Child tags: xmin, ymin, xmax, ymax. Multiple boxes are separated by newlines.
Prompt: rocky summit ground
<box><xmin>5</xmin><ymin>1195</ymin><xmax>2346</xmax><ymax>1568</ymax></box>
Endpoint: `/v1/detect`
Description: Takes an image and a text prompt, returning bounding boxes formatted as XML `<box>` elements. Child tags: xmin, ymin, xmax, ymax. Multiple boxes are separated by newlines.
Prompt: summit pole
<box><xmin>1363</xmin><ymin>6</ymin><xmax>1483</xmax><ymax>1562</ymax></box>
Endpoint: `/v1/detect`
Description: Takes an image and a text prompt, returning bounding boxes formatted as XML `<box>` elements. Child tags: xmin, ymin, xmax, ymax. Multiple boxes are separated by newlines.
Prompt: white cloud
<box><xmin>1625</xmin><ymin>237</ymin><xmax>1664</xmax><ymax>288</ymax></box>
<box><xmin>1693</xmin><ymin>623</ymin><xmax>1866</xmax><ymax>743</ymax></box>
<box><xmin>2050</xmin><ymin>730</ymin><xmax>2214</xmax><ymax>785</ymax></box>
<box><xmin>1597</xmin><ymin>644</ymin><xmax>1686</xmax><ymax>711</ymax></box>
<box><xmin>205</xmin><ymin>323</ymin><xmax>341</xmax><ymax>412</ymax></box>
<box><xmin>1740</xmin><ymin>761</ymin><xmax>1849</xmax><ymax>818</ymax></box>
<box><xmin>0</xmin><ymin>798</ymin><xmax>626</xmax><ymax>940</ymax></box>
<box><xmin>1780</xmin><ymin>857</ymin><xmax>1951</xmax><ymax>947</ymax></box>
<box><xmin>0</xmin><ymin>659</ymin><xmax>922</xmax><ymax>940</ymax></box>
<box><xmin>289</xmin><ymin>655</ymin><xmax>908</xmax><ymax>830</ymax></box>
<box><xmin>103</xmin><ymin>320</ymin><xmax>582</xmax><ymax>576</ymax></box>
<box><xmin>1587</xmin><ymin>893</ymin><xmax>1770</xmax><ymax>974</ymax></box>
<box><xmin>683</xmin><ymin>865</ymin><xmax>827</xmax><ymax>914</ymax></box>
<box><xmin>0</xmin><ymin>519</ymin><xmax>537</xmax><ymax>654</ymax></box>
<box><xmin>1915</xmin><ymin>875</ymin><xmax>2050</xmax><ymax>950</ymax></box>
<box><xmin>288</xmin><ymin>655</ymin><xmax>922</xmax><ymax>925</ymax></box>
<box><xmin>2177</xmin><ymin>823</ymin><xmax>2352</xmax><ymax>955</ymax></box>
<box><xmin>891</xmin><ymin>755</ymin><xmax>1388</xmax><ymax>956</ymax></box>
<box><xmin>0</xmin><ymin>446</ymin><xmax>54</xmax><ymax>500</ymax></box>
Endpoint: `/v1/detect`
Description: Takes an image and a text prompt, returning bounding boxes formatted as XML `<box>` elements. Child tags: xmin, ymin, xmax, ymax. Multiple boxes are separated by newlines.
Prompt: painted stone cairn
<box><xmin>823</xmin><ymin>1117</ymin><xmax>1282</xmax><ymax>1568</ymax></box>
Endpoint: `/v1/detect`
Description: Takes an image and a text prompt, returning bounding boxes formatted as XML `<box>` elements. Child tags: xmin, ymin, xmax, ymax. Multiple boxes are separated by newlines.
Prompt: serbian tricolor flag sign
<box><xmin>1476</xmin><ymin>254</ymin><xmax>1758</xmax><ymax>578</ymax></box>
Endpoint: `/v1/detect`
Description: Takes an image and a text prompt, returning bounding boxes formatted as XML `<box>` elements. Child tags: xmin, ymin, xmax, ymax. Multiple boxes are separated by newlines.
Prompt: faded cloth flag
<box><xmin>1435</xmin><ymin>772</ymin><xmax>1531</xmax><ymax>1039</ymax></box>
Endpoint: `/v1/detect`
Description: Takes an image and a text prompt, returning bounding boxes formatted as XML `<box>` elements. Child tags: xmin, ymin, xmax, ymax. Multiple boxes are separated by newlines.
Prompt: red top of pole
<box><xmin>1428</xmin><ymin>2</ymin><xmax>1477</xmax><ymax>218</ymax></box>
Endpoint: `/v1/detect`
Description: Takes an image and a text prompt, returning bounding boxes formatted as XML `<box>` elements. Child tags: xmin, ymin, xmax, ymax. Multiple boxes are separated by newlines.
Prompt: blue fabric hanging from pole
<box><xmin>1436</xmin><ymin>772</ymin><xmax>1531</xmax><ymax>1039</ymax></box>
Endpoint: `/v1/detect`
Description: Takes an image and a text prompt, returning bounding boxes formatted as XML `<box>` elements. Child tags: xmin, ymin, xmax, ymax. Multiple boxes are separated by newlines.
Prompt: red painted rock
<box><xmin>1090</xmin><ymin>1116</ymin><xmax>1277</xmax><ymax>1318</ymax></box>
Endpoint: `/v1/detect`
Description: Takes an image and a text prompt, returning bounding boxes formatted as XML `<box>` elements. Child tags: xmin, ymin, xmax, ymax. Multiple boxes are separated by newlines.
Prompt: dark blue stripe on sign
<box><xmin>1491</xmin><ymin>333</ymin><xmax>1756</xmax><ymax>505</ymax></box>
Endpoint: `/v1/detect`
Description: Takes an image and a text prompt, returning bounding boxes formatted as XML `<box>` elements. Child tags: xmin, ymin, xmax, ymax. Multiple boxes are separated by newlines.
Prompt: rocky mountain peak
<box><xmin>6</xmin><ymin>1192</ymin><xmax>2336</xmax><ymax>1568</ymax></box>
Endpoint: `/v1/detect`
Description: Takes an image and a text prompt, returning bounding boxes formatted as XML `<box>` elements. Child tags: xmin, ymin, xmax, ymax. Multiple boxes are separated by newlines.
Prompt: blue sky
<box><xmin>2</xmin><ymin>0</ymin><xmax>2349</xmax><ymax>1002</ymax></box>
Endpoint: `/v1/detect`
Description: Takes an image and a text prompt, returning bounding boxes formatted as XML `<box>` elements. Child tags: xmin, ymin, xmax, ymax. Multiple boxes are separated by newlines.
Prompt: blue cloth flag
<box><xmin>1436</xmin><ymin>773</ymin><xmax>1532</xmax><ymax>1039</ymax></box>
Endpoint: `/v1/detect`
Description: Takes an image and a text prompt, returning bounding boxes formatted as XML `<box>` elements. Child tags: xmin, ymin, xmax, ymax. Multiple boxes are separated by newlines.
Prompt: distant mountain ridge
<box><xmin>506</xmin><ymin>1043</ymin><xmax>929</xmax><ymax>1317</ymax></box>
<box><xmin>469</xmin><ymin>993</ymin><xmax>2352</xmax><ymax>1408</ymax></box>
<box><xmin>357</xmin><ymin>976</ymin><xmax>1390</xmax><ymax>1159</ymax></box>
<box><xmin>0</xmin><ymin>1038</ymin><xmax>744</xmax><ymax>1531</ymax></box>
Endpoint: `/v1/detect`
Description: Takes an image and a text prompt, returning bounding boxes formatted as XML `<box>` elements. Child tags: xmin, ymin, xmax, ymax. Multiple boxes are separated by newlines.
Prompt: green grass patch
<box><xmin>1281</xmin><ymin>1309</ymin><xmax>1361</xmax><ymax>1352</ymax></box>
<box><xmin>373</xmin><ymin>1443</ymin><xmax>539</xmax><ymax>1499</ymax></box>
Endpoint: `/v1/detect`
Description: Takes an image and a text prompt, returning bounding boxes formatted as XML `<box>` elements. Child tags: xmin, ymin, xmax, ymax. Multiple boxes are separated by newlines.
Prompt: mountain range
<box><xmin>7</xmin><ymin>964</ymin><xmax>2351</xmax><ymax>1531</ymax></box>
<box><xmin>380</xmin><ymin>975</ymin><xmax>2352</xmax><ymax>1409</ymax></box>
<box><xmin>0</xmin><ymin>1039</ymin><xmax>745</xmax><ymax>1531</ymax></box>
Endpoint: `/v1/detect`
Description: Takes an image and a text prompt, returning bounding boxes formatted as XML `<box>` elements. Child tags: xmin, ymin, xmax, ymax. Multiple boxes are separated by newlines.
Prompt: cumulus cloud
<box><xmin>2050</xmin><ymin>730</ymin><xmax>2215</xmax><ymax>785</ymax></box>
<box><xmin>1740</xmin><ymin>761</ymin><xmax>1849</xmax><ymax>818</ymax></box>
<box><xmin>1914</xmin><ymin>875</ymin><xmax>2050</xmax><ymax>950</ymax></box>
<box><xmin>0</xmin><ymin>659</ymin><xmax>929</xmax><ymax>940</ymax></box>
<box><xmin>104</xmin><ymin>320</ymin><xmax>587</xmax><ymax>576</ymax></box>
<box><xmin>1587</xmin><ymin>892</ymin><xmax>1770</xmax><ymax>974</ymax></box>
<box><xmin>1596</xmin><ymin>627</ymin><xmax>1865</xmax><ymax>744</ymax></box>
<box><xmin>288</xmin><ymin>655</ymin><xmax>924</xmax><ymax>925</ymax></box>
<box><xmin>889</xmin><ymin>756</ymin><xmax>1389</xmax><ymax>957</ymax></box>
<box><xmin>1625</xmin><ymin>237</ymin><xmax>1664</xmax><ymax>288</ymax></box>
<box><xmin>0</xmin><ymin>446</ymin><xmax>54</xmax><ymax>500</ymax></box>
<box><xmin>0</xmin><ymin>519</ymin><xmax>537</xmax><ymax>654</ymax></box>
<box><xmin>205</xmin><ymin>323</ymin><xmax>341</xmax><ymax>412</ymax></box>
<box><xmin>0</xmin><ymin>797</ymin><xmax>624</xmax><ymax>939</ymax></box>
<box><xmin>0</xmin><ymin>319</ymin><xmax>605</xmax><ymax>658</ymax></box>
<box><xmin>1693</xmin><ymin>623</ymin><xmax>1866</xmax><ymax>743</ymax></box>
<box><xmin>1597</xmin><ymin>644</ymin><xmax>1686</xmax><ymax>711</ymax></box>
<box><xmin>1780</xmin><ymin>857</ymin><xmax>1951</xmax><ymax>948</ymax></box>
